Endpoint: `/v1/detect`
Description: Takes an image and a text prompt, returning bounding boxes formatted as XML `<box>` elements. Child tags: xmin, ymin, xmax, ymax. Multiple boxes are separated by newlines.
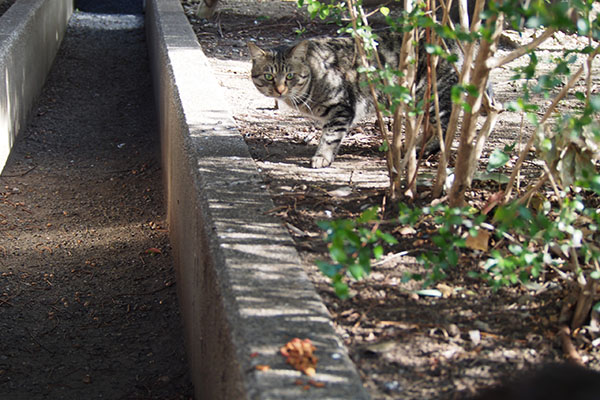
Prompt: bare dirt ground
<box><xmin>183</xmin><ymin>1</ymin><xmax>600</xmax><ymax>398</ymax></box>
<box><xmin>0</xmin><ymin>3</ymin><xmax>193</xmax><ymax>399</ymax></box>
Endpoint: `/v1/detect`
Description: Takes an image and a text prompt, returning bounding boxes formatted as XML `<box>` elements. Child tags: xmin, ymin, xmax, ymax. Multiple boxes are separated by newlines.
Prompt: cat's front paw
<box><xmin>311</xmin><ymin>155</ymin><xmax>333</xmax><ymax>168</ymax></box>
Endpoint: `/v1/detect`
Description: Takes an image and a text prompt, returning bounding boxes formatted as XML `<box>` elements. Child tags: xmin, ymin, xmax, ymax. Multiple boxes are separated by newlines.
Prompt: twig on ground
<box><xmin>558</xmin><ymin>324</ymin><xmax>583</xmax><ymax>365</ymax></box>
<box><xmin>0</xmin><ymin>165</ymin><xmax>37</xmax><ymax>178</ymax></box>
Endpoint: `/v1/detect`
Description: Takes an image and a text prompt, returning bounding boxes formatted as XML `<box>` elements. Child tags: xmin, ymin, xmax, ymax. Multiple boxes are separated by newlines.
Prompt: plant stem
<box><xmin>503</xmin><ymin>46</ymin><xmax>600</xmax><ymax>202</ymax></box>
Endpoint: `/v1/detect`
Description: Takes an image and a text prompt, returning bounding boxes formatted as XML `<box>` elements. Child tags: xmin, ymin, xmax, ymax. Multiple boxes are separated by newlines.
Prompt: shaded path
<box><xmin>0</xmin><ymin>1</ymin><xmax>193</xmax><ymax>399</ymax></box>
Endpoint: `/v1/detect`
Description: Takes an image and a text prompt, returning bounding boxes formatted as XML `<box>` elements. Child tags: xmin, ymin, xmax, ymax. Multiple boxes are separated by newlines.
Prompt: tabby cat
<box><xmin>248</xmin><ymin>34</ymin><xmax>458</xmax><ymax>168</ymax></box>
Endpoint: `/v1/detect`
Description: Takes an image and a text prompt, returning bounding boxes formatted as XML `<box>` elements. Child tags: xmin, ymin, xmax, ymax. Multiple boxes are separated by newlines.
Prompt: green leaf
<box><xmin>472</xmin><ymin>171</ymin><xmax>510</xmax><ymax>184</ymax></box>
<box><xmin>424</xmin><ymin>44</ymin><xmax>443</xmax><ymax>55</ymax></box>
<box><xmin>358</xmin><ymin>247</ymin><xmax>371</xmax><ymax>269</ymax></box>
<box><xmin>348</xmin><ymin>263</ymin><xmax>365</xmax><ymax>280</ymax></box>
<box><xmin>487</xmin><ymin>147</ymin><xmax>511</xmax><ymax>172</ymax></box>
<box><xmin>380</xmin><ymin>6</ymin><xmax>390</xmax><ymax>16</ymax></box>
<box><xmin>575</xmin><ymin>91</ymin><xmax>586</xmax><ymax>101</ymax></box>
<box><xmin>446</xmin><ymin>54</ymin><xmax>459</xmax><ymax>63</ymax></box>
<box><xmin>316</xmin><ymin>261</ymin><xmax>341</xmax><ymax>278</ymax></box>
<box><xmin>577</xmin><ymin>18</ymin><xmax>590</xmax><ymax>36</ymax></box>
<box><xmin>447</xmin><ymin>249</ymin><xmax>459</xmax><ymax>266</ymax></box>
<box><xmin>432</xmin><ymin>235</ymin><xmax>448</xmax><ymax>248</ymax></box>
<box><xmin>590</xmin><ymin>96</ymin><xmax>600</xmax><ymax>112</ymax></box>
<box><xmin>373</xmin><ymin>245</ymin><xmax>384</xmax><ymax>259</ymax></box>
<box><xmin>358</xmin><ymin>207</ymin><xmax>379</xmax><ymax>224</ymax></box>
<box><xmin>318</xmin><ymin>6</ymin><xmax>330</xmax><ymax>19</ymax></box>
<box><xmin>376</xmin><ymin>231</ymin><xmax>399</xmax><ymax>245</ymax></box>
<box><xmin>467</xmin><ymin>270</ymin><xmax>481</xmax><ymax>279</ymax></box>
<box><xmin>523</xmin><ymin>252</ymin><xmax>537</xmax><ymax>265</ymax></box>
<box><xmin>508</xmin><ymin>243</ymin><xmax>523</xmax><ymax>255</ymax></box>
<box><xmin>317</xmin><ymin>220</ymin><xmax>332</xmax><ymax>231</ymax></box>
<box><xmin>330</xmin><ymin>244</ymin><xmax>349</xmax><ymax>264</ymax></box>
<box><xmin>333</xmin><ymin>281</ymin><xmax>350</xmax><ymax>299</ymax></box>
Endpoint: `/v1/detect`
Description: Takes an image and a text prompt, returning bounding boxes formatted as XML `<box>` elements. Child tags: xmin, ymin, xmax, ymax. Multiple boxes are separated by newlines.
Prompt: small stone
<box><xmin>447</xmin><ymin>323</ymin><xmax>461</xmax><ymax>338</ymax></box>
<box><xmin>468</xmin><ymin>330</ymin><xmax>481</xmax><ymax>345</ymax></box>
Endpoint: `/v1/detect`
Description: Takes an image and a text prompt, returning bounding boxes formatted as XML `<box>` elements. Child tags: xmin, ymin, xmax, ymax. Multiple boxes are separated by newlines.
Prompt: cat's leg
<box><xmin>311</xmin><ymin>108</ymin><xmax>353</xmax><ymax>168</ymax></box>
<box><xmin>312</xmin><ymin>125</ymin><xmax>350</xmax><ymax>168</ymax></box>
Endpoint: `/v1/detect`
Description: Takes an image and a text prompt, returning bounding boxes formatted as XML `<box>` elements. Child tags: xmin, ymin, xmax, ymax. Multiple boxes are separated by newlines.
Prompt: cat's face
<box><xmin>248</xmin><ymin>42</ymin><xmax>311</xmax><ymax>101</ymax></box>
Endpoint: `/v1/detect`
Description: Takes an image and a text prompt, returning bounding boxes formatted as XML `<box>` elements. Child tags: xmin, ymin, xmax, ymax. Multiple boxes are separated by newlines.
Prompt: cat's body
<box><xmin>248</xmin><ymin>34</ymin><xmax>458</xmax><ymax>168</ymax></box>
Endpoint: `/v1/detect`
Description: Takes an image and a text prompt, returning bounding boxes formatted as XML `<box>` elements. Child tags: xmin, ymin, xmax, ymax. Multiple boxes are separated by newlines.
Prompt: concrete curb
<box><xmin>0</xmin><ymin>0</ymin><xmax>73</xmax><ymax>173</ymax></box>
<box><xmin>145</xmin><ymin>0</ymin><xmax>370</xmax><ymax>399</ymax></box>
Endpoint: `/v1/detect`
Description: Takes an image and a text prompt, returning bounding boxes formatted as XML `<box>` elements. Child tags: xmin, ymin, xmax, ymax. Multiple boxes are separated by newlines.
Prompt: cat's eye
<box><xmin>264</xmin><ymin>73</ymin><xmax>274</xmax><ymax>81</ymax></box>
<box><xmin>285</xmin><ymin>73</ymin><xmax>294</xmax><ymax>80</ymax></box>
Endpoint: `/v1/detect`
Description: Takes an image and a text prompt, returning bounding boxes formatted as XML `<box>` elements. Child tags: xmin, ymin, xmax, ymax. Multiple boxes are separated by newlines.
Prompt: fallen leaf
<box><xmin>481</xmin><ymin>191</ymin><xmax>504</xmax><ymax>215</ymax></box>
<box><xmin>327</xmin><ymin>186</ymin><xmax>353</xmax><ymax>197</ymax></box>
<box><xmin>363</xmin><ymin>340</ymin><xmax>397</xmax><ymax>355</ymax></box>
<box><xmin>466</xmin><ymin>230</ymin><xmax>490</xmax><ymax>252</ymax></box>
<box><xmin>145</xmin><ymin>247</ymin><xmax>162</xmax><ymax>254</ymax></box>
<box><xmin>397</xmin><ymin>226</ymin><xmax>416</xmax><ymax>236</ymax></box>
<box><xmin>255</xmin><ymin>365</ymin><xmax>270</xmax><ymax>371</ymax></box>
<box><xmin>280</xmin><ymin>338</ymin><xmax>318</xmax><ymax>376</ymax></box>
<box><xmin>435</xmin><ymin>283</ymin><xmax>454</xmax><ymax>298</ymax></box>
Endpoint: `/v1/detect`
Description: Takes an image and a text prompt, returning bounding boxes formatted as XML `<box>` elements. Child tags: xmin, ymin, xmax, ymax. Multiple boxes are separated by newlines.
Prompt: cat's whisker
<box><xmin>291</xmin><ymin>94</ymin><xmax>312</xmax><ymax>114</ymax></box>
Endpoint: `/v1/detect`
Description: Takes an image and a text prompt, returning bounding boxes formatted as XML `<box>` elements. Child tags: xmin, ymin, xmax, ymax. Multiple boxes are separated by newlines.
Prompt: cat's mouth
<box><xmin>273</xmin><ymin>84</ymin><xmax>288</xmax><ymax>97</ymax></box>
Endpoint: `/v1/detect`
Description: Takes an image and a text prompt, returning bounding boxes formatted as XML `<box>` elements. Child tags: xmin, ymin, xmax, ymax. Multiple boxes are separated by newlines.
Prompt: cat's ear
<box><xmin>247</xmin><ymin>42</ymin><xmax>266</xmax><ymax>60</ymax></box>
<box><xmin>288</xmin><ymin>40</ymin><xmax>309</xmax><ymax>62</ymax></box>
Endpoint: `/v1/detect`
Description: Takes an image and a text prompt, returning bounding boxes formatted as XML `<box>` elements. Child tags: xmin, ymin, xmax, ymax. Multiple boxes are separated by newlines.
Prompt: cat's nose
<box><xmin>275</xmin><ymin>84</ymin><xmax>287</xmax><ymax>95</ymax></box>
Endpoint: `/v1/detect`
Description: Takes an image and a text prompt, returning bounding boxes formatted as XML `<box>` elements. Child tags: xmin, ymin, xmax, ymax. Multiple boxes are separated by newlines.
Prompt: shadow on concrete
<box><xmin>75</xmin><ymin>0</ymin><xmax>144</xmax><ymax>14</ymax></box>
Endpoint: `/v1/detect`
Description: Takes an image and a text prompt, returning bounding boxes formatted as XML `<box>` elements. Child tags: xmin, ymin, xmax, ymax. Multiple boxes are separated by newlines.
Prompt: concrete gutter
<box><xmin>0</xmin><ymin>0</ymin><xmax>73</xmax><ymax>173</ymax></box>
<box><xmin>145</xmin><ymin>0</ymin><xmax>370</xmax><ymax>399</ymax></box>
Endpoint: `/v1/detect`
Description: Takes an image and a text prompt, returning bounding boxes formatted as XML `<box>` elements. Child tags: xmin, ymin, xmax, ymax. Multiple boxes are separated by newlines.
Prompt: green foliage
<box><xmin>396</xmin><ymin>192</ymin><xmax>600</xmax><ymax>291</ymax></box>
<box><xmin>400</xmin><ymin>204</ymin><xmax>485</xmax><ymax>286</ymax></box>
<box><xmin>303</xmin><ymin>0</ymin><xmax>600</xmax><ymax>302</ymax></box>
<box><xmin>317</xmin><ymin>207</ymin><xmax>398</xmax><ymax>298</ymax></box>
<box><xmin>297</xmin><ymin>0</ymin><xmax>344</xmax><ymax>21</ymax></box>
<box><xmin>487</xmin><ymin>143</ymin><xmax>515</xmax><ymax>172</ymax></box>
<box><xmin>478</xmin><ymin>194</ymin><xmax>600</xmax><ymax>289</ymax></box>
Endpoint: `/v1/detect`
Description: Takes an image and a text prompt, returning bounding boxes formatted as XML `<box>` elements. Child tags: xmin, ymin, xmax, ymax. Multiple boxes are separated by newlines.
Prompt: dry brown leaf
<box><xmin>280</xmin><ymin>338</ymin><xmax>318</xmax><ymax>376</ymax></box>
<box><xmin>466</xmin><ymin>230</ymin><xmax>490</xmax><ymax>252</ymax></box>
<box><xmin>436</xmin><ymin>283</ymin><xmax>454</xmax><ymax>298</ymax></box>
<box><xmin>308</xmin><ymin>379</ymin><xmax>325</xmax><ymax>388</ymax></box>
<box><xmin>482</xmin><ymin>191</ymin><xmax>504</xmax><ymax>215</ymax></box>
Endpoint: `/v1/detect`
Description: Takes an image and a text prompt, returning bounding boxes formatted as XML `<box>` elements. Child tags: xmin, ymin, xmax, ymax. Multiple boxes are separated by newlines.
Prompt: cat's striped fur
<box><xmin>248</xmin><ymin>34</ymin><xmax>458</xmax><ymax>168</ymax></box>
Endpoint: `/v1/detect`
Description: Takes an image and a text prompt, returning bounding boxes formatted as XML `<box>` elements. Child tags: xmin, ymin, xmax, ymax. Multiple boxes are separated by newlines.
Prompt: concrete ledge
<box><xmin>145</xmin><ymin>0</ymin><xmax>370</xmax><ymax>399</ymax></box>
<box><xmin>0</xmin><ymin>0</ymin><xmax>73</xmax><ymax>173</ymax></box>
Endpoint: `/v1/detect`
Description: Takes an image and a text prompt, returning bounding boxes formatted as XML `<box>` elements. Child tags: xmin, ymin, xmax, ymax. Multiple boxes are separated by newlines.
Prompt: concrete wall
<box><xmin>0</xmin><ymin>0</ymin><xmax>73</xmax><ymax>173</ymax></box>
<box><xmin>145</xmin><ymin>0</ymin><xmax>371</xmax><ymax>399</ymax></box>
